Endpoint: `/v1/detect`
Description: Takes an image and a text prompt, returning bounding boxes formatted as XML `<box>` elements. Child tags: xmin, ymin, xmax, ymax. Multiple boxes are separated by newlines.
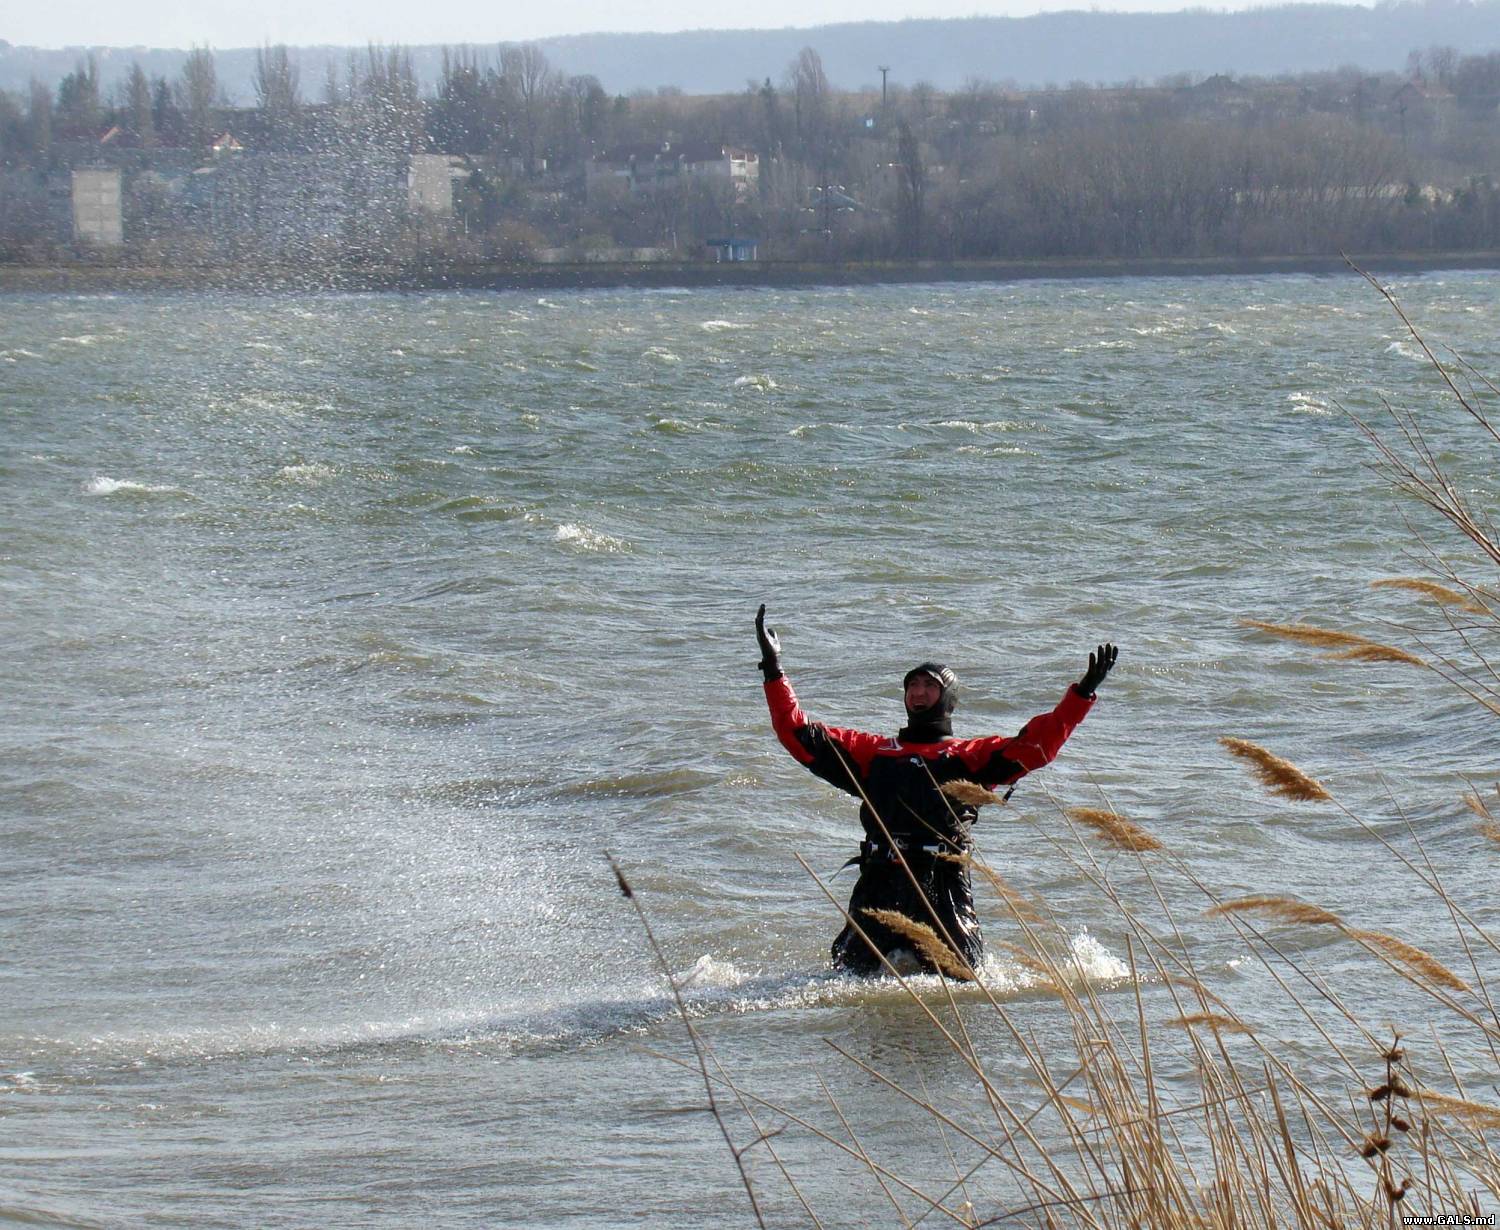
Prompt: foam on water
<box><xmin>275</xmin><ymin>462</ymin><xmax>336</xmax><ymax>484</ymax></box>
<box><xmin>733</xmin><ymin>374</ymin><xmax>777</xmax><ymax>390</ymax></box>
<box><xmin>554</xmin><ymin>522</ymin><xmax>630</xmax><ymax>553</ymax></box>
<box><xmin>82</xmin><ymin>476</ymin><xmax>179</xmax><ymax>497</ymax></box>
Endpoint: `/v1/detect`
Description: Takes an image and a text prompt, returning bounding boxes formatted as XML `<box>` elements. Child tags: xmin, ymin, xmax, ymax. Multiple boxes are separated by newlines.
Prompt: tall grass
<box><xmin>620</xmin><ymin>272</ymin><xmax>1499</xmax><ymax>1226</ymax></box>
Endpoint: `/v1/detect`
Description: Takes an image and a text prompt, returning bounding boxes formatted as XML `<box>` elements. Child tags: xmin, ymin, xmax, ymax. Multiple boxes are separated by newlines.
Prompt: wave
<box><xmin>733</xmin><ymin>374</ymin><xmax>777</xmax><ymax>391</ymax></box>
<box><xmin>82</xmin><ymin>476</ymin><xmax>179</xmax><ymax>497</ymax></box>
<box><xmin>699</xmin><ymin>320</ymin><xmax>748</xmax><ymax>332</ymax></box>
<box><xmin>12</xmin><ymin>934</ymin><xmax>1130</xmax><ymax>1068</ymax></box>
<box><xmin>642</xmin><ymin>347</ymin><xmax>681</xmax><ymax>364</ymax></box>
<box><xmin>554</xmin><ymin>523</ymin><xmax>630</xmax><ymax>553</ymax></box>
<box><xmin>552</xmin><ymin>767</ymin><xmax>720</xmax><ymax>799</ymax></box>
<box><xmin>1286</xmin><ymin>392</ymin><xmax>1332</xmax><ymax>415</ymax></box>
<box><xmin>274</xmin><ymin>462</ymin><xmax>335</xmax><ymax>484</ymax></box>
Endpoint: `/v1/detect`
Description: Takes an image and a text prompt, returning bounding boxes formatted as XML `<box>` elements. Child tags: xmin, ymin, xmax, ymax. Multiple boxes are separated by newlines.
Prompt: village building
<box><xmin>585</xmin><ymin>141</ymin><xmax>759</xmax><ymax>200</ymax></box>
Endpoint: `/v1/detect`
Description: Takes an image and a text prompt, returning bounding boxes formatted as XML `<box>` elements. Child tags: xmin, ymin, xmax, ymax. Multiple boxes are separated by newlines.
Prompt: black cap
<box><xmin>903</xmin><ymin>662</ymin><xmax>957</xmax><ymax>692</ymax></box>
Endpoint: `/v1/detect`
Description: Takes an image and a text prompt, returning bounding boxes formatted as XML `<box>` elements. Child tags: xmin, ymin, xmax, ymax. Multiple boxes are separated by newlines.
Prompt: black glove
<box><xmin>755</xmin><ymin>604</ymin><xmax>783</xmax><ymax>680</ymax></box>
<box><xmin>1076</xmin><ymin>642</ymin><xmax>1118</xmax><ymax>698</ymax></box>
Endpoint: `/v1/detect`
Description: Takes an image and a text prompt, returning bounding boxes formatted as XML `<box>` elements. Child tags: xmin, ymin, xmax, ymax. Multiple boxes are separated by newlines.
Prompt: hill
<box><xmin>3</xmin><ymin>1</ymin><xmax>1499</xmax><ymax>101</ymax></box>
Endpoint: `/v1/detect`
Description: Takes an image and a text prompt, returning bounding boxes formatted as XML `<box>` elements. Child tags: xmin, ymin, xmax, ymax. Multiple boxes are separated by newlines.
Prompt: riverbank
<box><xmin>4</xmin><ymin>250</ymin><xmax>1500</xmax><ymax>293</ymax></box>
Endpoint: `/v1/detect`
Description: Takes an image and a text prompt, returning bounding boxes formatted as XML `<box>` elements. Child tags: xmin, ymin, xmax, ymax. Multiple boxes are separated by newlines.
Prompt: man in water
<box><xmin>755</xmin><ymin>604</ymin><xmax>1116</xmax><ymax>976</ymax></box>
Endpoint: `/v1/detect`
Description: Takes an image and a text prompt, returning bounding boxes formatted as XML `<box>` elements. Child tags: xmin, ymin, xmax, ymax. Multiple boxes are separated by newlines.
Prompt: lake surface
<box><xmin>3</xmin><ymin>274</ymin><xmax>1496</xmax><ymax>1226</ymax></box>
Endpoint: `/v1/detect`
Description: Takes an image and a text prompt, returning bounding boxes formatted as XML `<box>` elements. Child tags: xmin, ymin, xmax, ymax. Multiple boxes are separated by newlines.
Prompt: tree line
<box><xmin>1</xmin><ymin>40</ymin><xmax>1498</xmax><ymax>263</ymax></box>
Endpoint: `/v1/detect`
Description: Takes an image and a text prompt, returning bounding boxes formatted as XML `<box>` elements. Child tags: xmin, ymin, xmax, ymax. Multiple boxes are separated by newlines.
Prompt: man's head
<box><xmin>902</xmin><ymin>662</ymin><xmax>959</xmax><ymax>721</ymax></box>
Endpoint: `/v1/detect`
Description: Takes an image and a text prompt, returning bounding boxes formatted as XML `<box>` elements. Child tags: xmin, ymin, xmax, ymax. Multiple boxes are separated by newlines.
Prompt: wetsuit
<box><xmin>764</xmin><ymin>674</ymin><xmax>1094</xmax><ymax>974</ymax></box>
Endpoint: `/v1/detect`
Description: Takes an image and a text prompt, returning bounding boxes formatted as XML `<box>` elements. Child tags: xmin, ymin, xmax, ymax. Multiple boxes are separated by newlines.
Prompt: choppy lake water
<box><xmin>3</xmin><ymin>274</ymin><xmax>1497</xmax><ymax>1227</ymax></box>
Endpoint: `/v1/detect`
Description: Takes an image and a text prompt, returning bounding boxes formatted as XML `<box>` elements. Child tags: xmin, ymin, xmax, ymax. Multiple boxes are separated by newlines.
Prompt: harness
<box><xmin>838</xmin><ymin>836</ymin><xmax>962</xmax><ymax>873</ymax></box>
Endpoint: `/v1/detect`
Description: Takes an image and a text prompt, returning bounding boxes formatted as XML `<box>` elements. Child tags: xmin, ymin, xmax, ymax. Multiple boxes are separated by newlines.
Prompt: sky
<box><xmin>6</xmin><ymin>0</ymin><xmax>1379</xmax><ymax>50</ymax></box>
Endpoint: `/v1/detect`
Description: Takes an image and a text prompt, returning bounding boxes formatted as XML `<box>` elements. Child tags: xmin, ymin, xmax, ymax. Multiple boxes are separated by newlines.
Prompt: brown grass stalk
<box><xmin>1325</xmin><ymin>644</ymin><xmax>1427</xmax><ymax>667</ymax></box>
<box><xmin>1342</xmin><ymin>928</ymin><xmax>1472</xmax><ymax>995</ymax></box>
<box><xmin>1205</xmin><ymin>895</ymin><xmax>1344</xmax><ymax>927</ymax></box>
<box><xmin>1219</xmin><ymin>737</ymin><xmax>1333</xmax><ymax>802</ymax></box>
<box><xmin>942</xmin><ymin>851</ymin><xmax>1043</xmax><ymax>923</ymax></box>
<box><xmin>940</xmin><ymin>779</ymin><xmax>1005</xmax><ymax>808</ymax></box>
<box><xmin>1065</xmin><ymin>806</ymin><xmax>1164</xmax><ymax>852</ymax></box>
<box><xmin>1238</xmin><ymin>618</ymin><xmax>1376</xmax><ymax>650</ymax></box>
<box><xmin>1412</xmin><ymin>1089</ymin><xmax>1500</xmax><ymax>1130</ymax></box>
<box><xmin>1239</xmin><ymin>618</ymin><xmax>1426</xmax><ymax>668</ymax></box>
<box><xmin>1162</xmin><ymin>1013</ymin><xmax>1256</xmax><ymax>1035</ymax></box>
<box><xmin>1371</xmin><ymin>577</ymin><xmax>1489</xmax><ymax>615</ymax></box>
<box><xmin>862</xmin><ymin>908</ymin><xmax>976</xmax><ymax>982</ymax></box>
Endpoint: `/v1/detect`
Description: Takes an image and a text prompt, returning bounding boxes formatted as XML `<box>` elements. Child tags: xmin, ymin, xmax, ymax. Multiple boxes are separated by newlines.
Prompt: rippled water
<box><xmin>3</xmin><ymin>276</ymin><xmax>1497</xmax><ymax>1226</ymax></box>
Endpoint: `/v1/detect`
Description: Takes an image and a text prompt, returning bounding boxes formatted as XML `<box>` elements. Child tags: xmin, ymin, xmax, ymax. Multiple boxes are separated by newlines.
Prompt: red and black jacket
<box><xmin>764</xmin><ymin>674</ymin><xmax>1094</xmax><ymax>851</ymax></box>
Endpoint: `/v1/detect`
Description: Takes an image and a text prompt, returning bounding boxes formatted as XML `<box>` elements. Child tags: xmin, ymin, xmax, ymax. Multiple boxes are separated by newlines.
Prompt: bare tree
<box><xmin>894</xmin><ymin>119</ymin><xmax>925</xmax><ymax>257</ymax></box>
<box><xmin>176</xmin><ymin>46</ymin><xmax>219</xmax><ymax>154</ymax></box>
<box><xmin>125</xmin><ymin>63</ymin><xmax>154</xmax><ymax>148</ymax></box>
<box><xmin>254</xmin><ymin>44</ymin><xmax>300</xmax><ymax>148</ymax></box>
<box><xmin>501</xmin><ymin>43</ymin><xmax>554</xmax><ymax>176</ymax></box>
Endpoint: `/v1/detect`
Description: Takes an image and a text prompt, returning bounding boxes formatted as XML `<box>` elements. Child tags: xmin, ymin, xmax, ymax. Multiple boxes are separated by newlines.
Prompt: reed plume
<box><xmin>1238</xmin><ymin>619</ymin><xmax>1425</xmax><ymax>668</ymax></box>
<box><xmin>1412</xmin><ymin>1089</ymin><xmax>1500</xmax><ymax>1129</ymax></box>
<box><xmin>939</xmin><ymin>779</ymin><xmax>1005</xmax><ymax>808</ymax></box>
<box><xmin>1065</xmin><ymin>806</ymin><xmax>1163</xmax><ymax>852</ymax></box>
<box><xmin>1163</xmin><ymin>1013</ymin><xmax>1256</xmax><ymax>1035</ymax></box>
<box><xmin>1343</xmin><ymin>928</ymin><xmax>1472</xmax><ymax>994</ymax></box>
<box><xmin>861</xmin><ymin>908</ymin><xmax>974</xmax><ymax>981</ymax></box>
<box><xmin>1220</xmin><ymin>737</ymin><xmax>1333</xmax><ymax>802</ymax></box>
<box><xmin>943</xmin><ymin>852</ymin><xmax>1042</xmax><ymax>921</ymax></box>
<box><xmin>1325</xmin><ymin>644</ymin><xmax>1426</xmax><ymax>667</ymax></box>
<box><xmin>1370</xmin><ymin>577</ymin><xmax>1489</xmax><ymax>615</ymax></box>
<box><xmin>1464</xmin><ymin>792</ymin><xmax>1500</xmax><ymax>847</ymax></box>
<box><xmin>1205</xmin><ymin>895</ymin><xmax>1343</xmax><ymax>927</ymax></box>
<box><xmin>1238</xmin><ymin>619</ymin><xmax>1373</xmax><ymax>650</ymax></box>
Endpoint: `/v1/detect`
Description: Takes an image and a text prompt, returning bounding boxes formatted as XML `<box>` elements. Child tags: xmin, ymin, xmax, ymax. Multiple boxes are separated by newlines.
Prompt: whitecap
<box><xmin>699</xmin><ymin>320</ymin><xmax>748</xmax><ymax>332</ymax></box>
<box><xmin>1066</xmin><ymin>928</ymin><xmax>1130</xmax><ymax>982</ymax></box>
<box><xmin>643</xmin><ymin>347</ymin><xmax>681</xmax><ymax>364</ymax></box>
<box><xmin>554</xmin><ymin>523</ymin><xmax>629</xmax><ymax>553</ymax></box>
<box><xmin>275</xmin><ymin>462</ymin><xmax>335</xmax><ymax>484</ymax></box>
<box><xmin>1287</xmin><ymin>392</ymin><xmax>1332</xmax><ymax>415</ymax></box>
<box><xmin>1385</xmin><ymin>340</ymin><xmax>1425</xmax><ymax>362</ymax></box>
<box><xmin>734</xmin><ymin>374</ymin><xmax>777</xmax><ymax>391</ymax></box>
<box><xmin>56</xmin><ymin>334</ymin><xmax>98</xmax><ymax>346</ymax></box>
<box><xmin>451</xmin><ymin>445</ymin><xmax>477</xmax><ymax>456</ymax></box>
<box><xmin>244</xmin><ymin>340</ymin><xmax>279</xmax><ymax>351</ymax></box>
<box><xmin>83</xmin><ymin>476</ymin><xmax>177</xmax><ymax>496</ymax></box>
<box><xmin>937</xmin><ymin>419</ymin><xmax>1028</xmax><ymax>433</ymax></box>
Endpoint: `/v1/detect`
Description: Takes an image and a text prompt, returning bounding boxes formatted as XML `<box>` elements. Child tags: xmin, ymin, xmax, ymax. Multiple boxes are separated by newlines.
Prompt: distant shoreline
<box><xmin>4</xmin><ymin>251</ymin><xmax>1500</xmax><ymax>294</ymax></box>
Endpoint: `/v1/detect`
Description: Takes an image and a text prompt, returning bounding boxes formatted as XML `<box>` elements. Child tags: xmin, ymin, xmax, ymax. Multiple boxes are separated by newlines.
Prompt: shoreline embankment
<box><xmin>3</xmin><ymin>251</ymin><xmax>1499</xmax><ymax>293</ymax></box>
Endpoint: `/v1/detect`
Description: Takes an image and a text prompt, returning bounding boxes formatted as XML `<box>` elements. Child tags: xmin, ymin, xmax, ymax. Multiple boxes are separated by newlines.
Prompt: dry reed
<box><xmin>1239</xmin><ymin>618</ymin><xmax>1374</xmax><ymax>650</ymax></box>
<box><xmin>940</xmin><ymin>850</ymin><xmax>1043</xmax><ymax>922</ymax></box>
<box><xmin>1342</xmin><ymin>928</ymin><xmax>1472</xmax><ymax>994</ymax></box>
<box><xmin>861</xmin><ymin>907</ymin><xmax>975</xmax><ymax>981</ymax></box>
<box><xmin>1065</xmin><ymin>806</ymin><xmax>1164</xmax><ymax>852</ymax></box>
<box><xmin>940</xmin><ymin>779</ymin><xmax>1006</xmax><ymax>808</ymax></box>
<box><xmin>1205</xmin><ymin>895</ymin><xmax>1344</xmax><ymax>927</ymax></box>
<box><xmin>1325</xmin><ymin>644</ymin><xmax>1427</xmax><ymax>667</ymax></box>
<box><xmin>1161</xmin><ymin>1013</ymin><xmax>1256</xmax><ymax>1035</ymax></box>
<box><xmin>1370</xmin><ymin>577</ymin><xmax>1489</xmax><ymax>615</ymax></box>
<box><xmin>1219</xmin><ymin>737</ymin><xmax>1333</xmax><ymax>802</ymax></box>
<box><xmin>1238</xmin><ymin>619</ymin><xmax>1426</xmax><ymax>668</ymax></box>
<box><xmin>1412</xmin><ymin>1089</ymin><xmax>1500</xmax><ymax>1130</ymax></box>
